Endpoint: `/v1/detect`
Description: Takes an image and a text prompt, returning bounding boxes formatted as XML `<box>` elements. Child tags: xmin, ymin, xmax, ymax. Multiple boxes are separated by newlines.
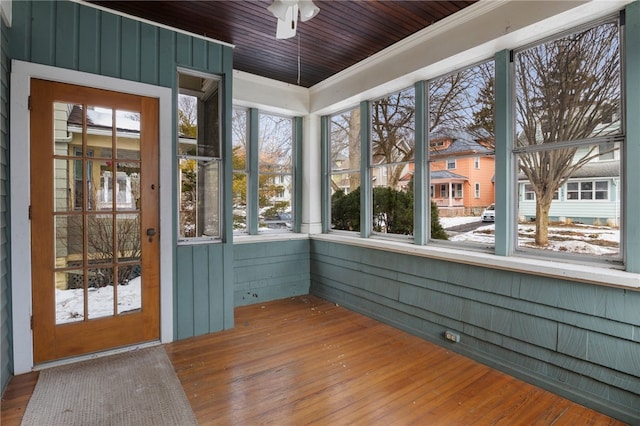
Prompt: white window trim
<box><xmin>566</xmin><ymin>179</ymin><xmax>610</xmax><ymax>201</ymax></box>
<box><xmin>10</xmin><ymin>60</ymin><xmax>174</xmax><ymax>374</ymax></box>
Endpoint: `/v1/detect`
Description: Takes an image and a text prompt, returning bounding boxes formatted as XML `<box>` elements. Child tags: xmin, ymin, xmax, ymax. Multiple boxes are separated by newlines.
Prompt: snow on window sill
<box><xmin>310</xmin><ymin>233</ymin><xmax>640</xmax><ymax>290</ymax></box>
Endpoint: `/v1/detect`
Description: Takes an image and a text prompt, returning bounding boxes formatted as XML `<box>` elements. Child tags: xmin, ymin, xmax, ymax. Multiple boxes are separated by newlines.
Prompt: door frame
<box><xmin>10</xmin><ymin>60</ymin><xmax>174</xmax><ymax>374</ymax></box>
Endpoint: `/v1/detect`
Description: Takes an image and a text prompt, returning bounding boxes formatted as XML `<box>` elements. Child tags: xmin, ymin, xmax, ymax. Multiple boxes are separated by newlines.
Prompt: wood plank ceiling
<box><xmin>89</xmin><ymin>0</ymin><xmax>476</xmax><ymax>88</ymax></box>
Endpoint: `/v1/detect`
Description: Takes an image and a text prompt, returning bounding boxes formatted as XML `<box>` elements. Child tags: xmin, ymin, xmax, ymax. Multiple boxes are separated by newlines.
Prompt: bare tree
<box><xmin>515</xmin><ymin>22</ymin><xmax>620</xmax><ymax>246</ymax></box>
<box><xmin>371</xmin><ymin>88</ymin><xmax>415</xmax><ymax>187</ymax></box>
<box><xmin>330</xmin><ymin>107</ymin><xmax>361</xmax><ymax>192</ymax></box>
<box><xmin>429</xmin><ymin>65</ymin><xmax>490</xmax><ymax>136</ymax></box>
<box><xmin>178</xmin><ymin>94</ymin><xmax>197</xmax><ymax>138</ymax></box>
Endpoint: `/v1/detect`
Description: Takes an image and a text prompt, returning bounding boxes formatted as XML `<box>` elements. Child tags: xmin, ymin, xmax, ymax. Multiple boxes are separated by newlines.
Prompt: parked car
<box><xmin>260</xmin><ymin>211</ymin><xmax>292</xmax><ymax>230</ymax></box>
<box><xmin>481</xmin><ymin>204</ymin><xmax>495</xmax><ymax>222</ymax></box>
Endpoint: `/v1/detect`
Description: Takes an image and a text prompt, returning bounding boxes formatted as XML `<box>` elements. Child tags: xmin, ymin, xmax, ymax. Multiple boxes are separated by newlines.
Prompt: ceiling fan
<box><xmin>268</xmin><ymin>0</ymin><xmax>320</xmax><ymax>39</ymax></box>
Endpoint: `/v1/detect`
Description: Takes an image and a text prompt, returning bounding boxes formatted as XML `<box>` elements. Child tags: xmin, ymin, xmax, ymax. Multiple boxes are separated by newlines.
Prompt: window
<box><xmin>370</xmin><ymin>87</ymin><xmax>415</xmax><ymax>236</ymax></box>
<box><xmin>259</xmin><ymin>113</ymin><xmax>293</xmax><ymax>232</ymax></box>
<box><xmin>232</xmin><ymin>108</ymin><xmax>248</xmax><ymax>232</ymax></box>
<box><xmin>452</xmin><ymin>183</ymin><xmax>463</xmax><ymax>198</ymax></box>
<box><xmin>329</xmin><ymin>106</ymin><xmax>361</xmax><ymax>232</ymax></box>
<box><xmin>523</xmin><ymin>184</ymin><xmax>535</xmax><ymax>201</ymax></box>
<box><xmin>522</xmin><ymin>183</ymin><xmax>558</xmax><ymax>201</ymax></box>
<box><xmin>428</xmin><ymin>60</ymin><xmax>495</xmax><ymax>245</ymax></box>
<box><xmin>598</xmin><ymin>142</ymin><xmax>616</xmax><ymax>161</ymax></box>
<box><xmin>566</xmin><ymin>180</ymin><xmax>609</xmax><ymax>201</ymax></box>
<box><xmin>514</xmin><ymin>19</ymin><xmax>621</xmax><ymax>257</ymax></box>
<box><xmin>177</xmin><ymin>71</ymin><xmax>221</xmax><ymax>241</ymax></box>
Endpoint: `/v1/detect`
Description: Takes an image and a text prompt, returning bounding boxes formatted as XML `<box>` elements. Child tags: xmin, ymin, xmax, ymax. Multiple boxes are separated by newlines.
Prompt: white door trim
<box><xmin>10</xmin><ymin>60</ymin><xmax>174</xmax><ymax>374</ymax></box>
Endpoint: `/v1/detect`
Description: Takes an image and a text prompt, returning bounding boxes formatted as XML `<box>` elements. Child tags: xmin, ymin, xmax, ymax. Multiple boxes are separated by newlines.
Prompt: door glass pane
<box><xmin>87</xmin><ymin>214</ymin><xmax>114</xmax><ymax>264</ymax></box>
<box><xmin>53</xmin><ymin>159</ymin><xmax>72</xmax><ymax>212</ymax></box>
<box><xmin>117</xmin><ymin>266</ymin><xmax>142</xmax><ymax>315</ymax></box>
<box><xmin>87</xmin><ymin>267</ymin><xmax>114</xmax><ymax>319</ymax></box>
<box><xmin>116</xmin><ymin>162</ymin><xmax>140</xmax><ymax>211</ymax></box>
<box><xmin>86</xmin><ymin>106</ymin><xmax>113</xmax><ymax>159</ymax></box>
<box><xmin>55</xmin><ymin>269</ymin><xmax>85</xmax><ymax>324</ymax></box>
<box><xmin>87</xmin><ymin>159</ymin><xmax>113</xmax><ymax>211</ymax></box>
<box><xmin>116</xmin><ymin>110</ymin><xmax>141</xmax><ymax>160</ymax></box>
<box><xmin>55</xmin><ymin>215</ymin><xmax>83</xmax><ymax>266</ymax></box>
<box><xmin>116</xmin><ymin>214</ymin><xmax>140</xmax><ymax>263</ymax></box>
<box><xmin>55</xmin><ymin>102</ymin><xmax>82</xmax><ymax>155</ymax></box>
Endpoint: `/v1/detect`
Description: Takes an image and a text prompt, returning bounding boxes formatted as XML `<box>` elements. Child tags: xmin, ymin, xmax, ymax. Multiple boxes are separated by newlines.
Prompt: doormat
<box><xmin>21</xmin><ymin>346</ymin><xmax>198</xmax><ymax>426</ymax></box>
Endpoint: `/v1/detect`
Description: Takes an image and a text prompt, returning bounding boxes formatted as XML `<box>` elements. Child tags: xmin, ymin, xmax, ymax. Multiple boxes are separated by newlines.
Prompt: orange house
<box><xmin>429</xmin><ymin>132</ymin><xmax>495</xmax><ymax>217</ymax></box>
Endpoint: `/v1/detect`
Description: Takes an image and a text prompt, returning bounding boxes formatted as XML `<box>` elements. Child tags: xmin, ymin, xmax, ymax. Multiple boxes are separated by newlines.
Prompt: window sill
<box><xmin>310</xmin><ymin>233</ymin><xmax>640</xmax><ymax>290</ymax></box>
<box><xmin>233</xmin><ymin>232</ymin><xmax>309</xmax><ymax>245</ymax></box>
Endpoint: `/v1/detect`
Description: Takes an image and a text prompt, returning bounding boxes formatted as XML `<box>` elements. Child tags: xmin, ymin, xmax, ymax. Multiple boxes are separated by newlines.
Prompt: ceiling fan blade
<box><xmin>299</xmin><ymin>0</ymin><xmax>319</xmax><ymax>22</ymax></box>
<box><xmin>274</xmin><ymin>3</ymin><xmax>297</xmax><ymax>39</ymax></box>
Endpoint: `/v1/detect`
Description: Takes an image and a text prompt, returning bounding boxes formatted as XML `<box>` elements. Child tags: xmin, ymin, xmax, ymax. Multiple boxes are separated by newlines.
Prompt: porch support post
<box><xmin>247</xmin><ymin>108</ymin><xmax>259</xmax><ymax>234</ymax></box>
<box><xmin>625</xmin><ymin>1</ymin><xmax>640</xmax><ymax>272</ymax></box>
<box><xmin>360</xmin><ymin>101</ymin><xmax>371</xmax><ymax>238</ymax></box>
<box><xmin>413</xmin><ymin>81</ymin><xmax>426</xmax><ymax>245</ymax></box>
<box><xmin>494</xmin><ymin>49</ymin><xmax>515</xmax><ymax>256</ymax></box>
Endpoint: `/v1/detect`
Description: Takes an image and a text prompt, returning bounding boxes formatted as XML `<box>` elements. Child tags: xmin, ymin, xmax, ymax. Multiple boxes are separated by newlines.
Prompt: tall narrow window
<box><xmin>514</xmin><ymin>19</ymin><xmax>622</xmax><ymax>259</ymax></box>
<box><xmin>177</xmin><ymin>71</ymin><xmax>222</xmax><ymax>241</ymax></box>
<box><xmin>371</xmin><ymin>87</ymin><xmax>415</xmax><ymax>236</ymax></box>
<box><xmin>232</xmin><ymin>108</ymin><xmax>248</xmax><ymax>233</ymax></box>
<box><xmin>428</xmin><ymin>60</ymin><xmax>495</xmax><ymax>245</ymax></box>
<box><xmin>258</xmin><ymin>113</ymin><xmax>293</xmax><ymax>232</ymax></box>
<box><xmin>329</xmin><ymin>106</ymin><xmax>361</xmax><ymax>232</ymax></box>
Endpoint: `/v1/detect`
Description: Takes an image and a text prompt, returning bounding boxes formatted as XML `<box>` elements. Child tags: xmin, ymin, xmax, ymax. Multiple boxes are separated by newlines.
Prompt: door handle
<box><xmin>146</xmin><ymin>228</ymin><xmax>156</xmax><ymax>236</ymax></box>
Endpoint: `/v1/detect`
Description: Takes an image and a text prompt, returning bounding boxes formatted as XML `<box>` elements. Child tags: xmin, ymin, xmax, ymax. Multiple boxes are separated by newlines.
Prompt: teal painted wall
<box><xmin>1</xmin><ymin>16</ymin><xmax>11</xmax><ymax>392</ymax></box>
<box><xmin>234</xmin><ymin>240</ymin><xmax>310</xmax><ymax>307</ymax></box>
<box><xmin>309</xmin><ymin>240</ymin><xmax>640</xmax><ymax>423</ymax></box>
<box><xmin>8</xmin><ymin>0</ymin><xmax>235</xmax><ymax>343</ymax></box>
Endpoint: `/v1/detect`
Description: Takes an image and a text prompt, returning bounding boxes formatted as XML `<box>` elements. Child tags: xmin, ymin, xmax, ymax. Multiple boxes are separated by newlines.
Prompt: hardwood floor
<box><xmin>1</xmin><ymin>295</ymin><xmax>627</xmax><ymax>425</ymax></box>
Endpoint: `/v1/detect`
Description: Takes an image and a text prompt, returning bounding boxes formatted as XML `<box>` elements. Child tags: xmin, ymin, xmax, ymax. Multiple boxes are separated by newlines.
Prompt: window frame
<box><xmin>257</xmin><ymin>111</ymin><xmax>295</xmax><ymax>234</ymax></box>
<box><xmin>369</xmin><ymin>86</ymin><xmax>416</xmax><ymax>239</ymax></box>
<box><xmin>511</xmin><ymin>16</ymin><xmax>623</xmax><ymax>263</ymax></box>
<box><xmin>319</xmin><ymin>8</ymin><xmax>636</xmax><ymax>277</ymax></box>
<box><xmin>176</xmin><ymin>69</ymin><xmax>223</xmax><ymax>244</ymax></box>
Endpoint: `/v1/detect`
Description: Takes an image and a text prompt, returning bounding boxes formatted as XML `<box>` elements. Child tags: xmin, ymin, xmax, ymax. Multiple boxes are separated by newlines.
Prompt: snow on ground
<box><xmin>56</xmin><ymin>277</ymin><xmax>142</xmax><ymax>324</ymax></box>
<box><xmin>439</xmin><ymin>216</ymin><xmax>482</xmax><ymax>228</ymax></box>
<box><xmin>443</xmin><ymin>217</ymin><xmax>619</xmax><ymax>256</ymax></box>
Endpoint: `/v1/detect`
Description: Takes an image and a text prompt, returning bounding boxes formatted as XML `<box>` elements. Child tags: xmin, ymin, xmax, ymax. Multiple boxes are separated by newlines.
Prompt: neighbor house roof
<box><xmin>517</xmin><ymin>161</ymin><xmax>620</xmax><ymax>181</ymax></box>
<box><xmin>429</xmin><ymin>131</ymin><xmax>494</xmax><ymax>158</ymax></box>
<box><xmin>431</xmin><ymin>170</ymin><xmax>468</xmax><ymax>181</ymax></box>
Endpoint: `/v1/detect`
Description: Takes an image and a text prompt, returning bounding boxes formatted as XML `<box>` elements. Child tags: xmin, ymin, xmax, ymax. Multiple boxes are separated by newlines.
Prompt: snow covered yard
<box><xmin>56</xmin><ymin>277</ymin><xmax>142</xmax><ymax>324</ymax></box>
<box><xmin>440</xmin><ymin>216</ymin><xmax>619</xmax><ymax>256</ymax></box>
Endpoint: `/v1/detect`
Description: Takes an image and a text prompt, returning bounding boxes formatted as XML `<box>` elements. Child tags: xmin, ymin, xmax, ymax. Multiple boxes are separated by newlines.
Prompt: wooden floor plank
<box><xmin>1</xmin><ymin>295</ymin><xmax>627</xmax><ymax>425</ymax></box>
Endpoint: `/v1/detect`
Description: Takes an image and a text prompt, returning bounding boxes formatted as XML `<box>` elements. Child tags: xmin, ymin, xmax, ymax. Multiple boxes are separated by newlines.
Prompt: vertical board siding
<box><xmin>0</xmin><ymin>17</ymin><xmax>11</xmax><ymax>393</ymax></box>
<box><xmin>55</xmin><ymin>1</ymin><xmax>78</xmax><ymax>69</ymax></box>
<box><xmin>9</xmin><ymin>0</ymin><xmax>234</xmax><ymax>346</ymax></box>
<box><xmin>78</xmin><ymin>7</ymin><xmax>100</xmax><ymax>74</ymax></box>
<box><xmin>139</xmin><ymin>23</ymin><xmax>159</xmax><ymax>86</ymax></box>
<box><xmin>309</xmin><ymin>240</ymin><xmax>640</xmax><ymax>423</ymax></box>
<box><xmin>30</xmin><ymin>1</ymin><xmax>55</xmax><ymax>66</ymax></box>
<box><xmin>234</xmin><ymin>240</ymin><xmax>310</xmax><ymax>307</ymax></box>
<box><xmin>99</xmin><ymin>12</ymin><xmax>120</xmax><ymax>78</ymax></box>
<box><xmin>120</xmin><ymin>19</ymin><xmax>140</xmax><ymax>82</ymax></box>
<box><xmin>12</xmin><ymin>1</ymin><xmax>229</xmax><ymax>88</ymax></box>
<box><xmin>176</xmin><ymin>244</ymin><xmax>227</xmax><ymax>340</ymax></box>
